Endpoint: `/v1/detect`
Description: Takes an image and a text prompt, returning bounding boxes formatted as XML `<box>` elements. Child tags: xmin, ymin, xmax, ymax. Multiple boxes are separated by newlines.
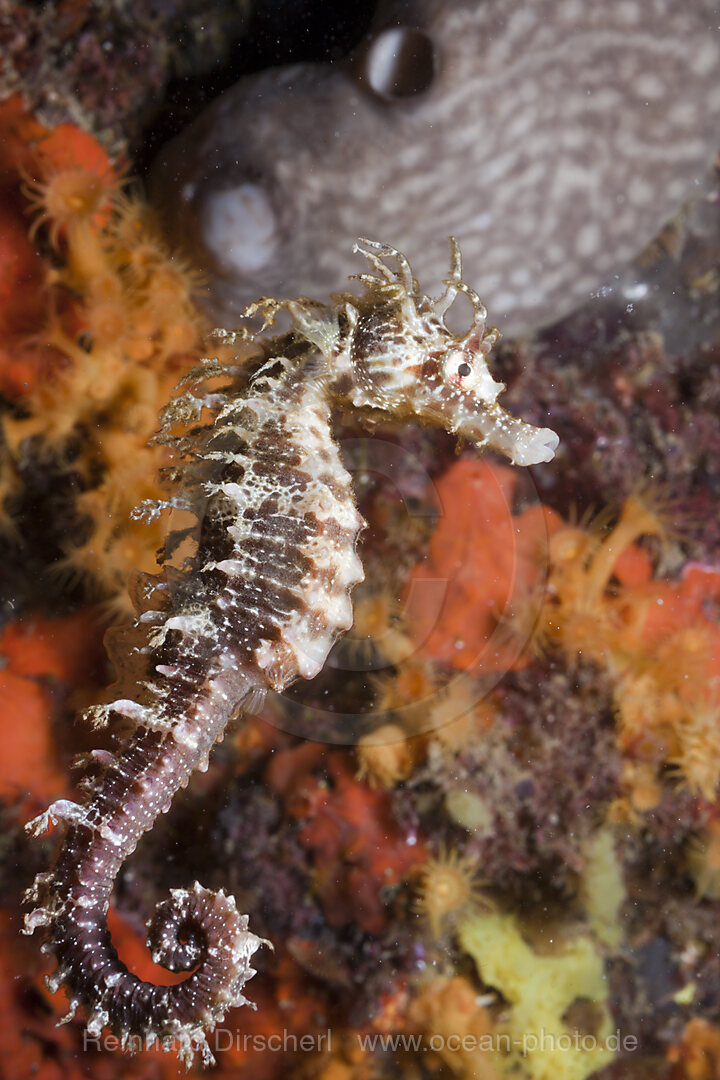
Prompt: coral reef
<box><xmin>534</xmin><ymin>497</ymin><xmax>720</xmax><ymax>802</ymax></box>
<box><xmin>1</xmin><ymin>13</ymin><xmax>720</xmax><ymax>1080</ymax></box>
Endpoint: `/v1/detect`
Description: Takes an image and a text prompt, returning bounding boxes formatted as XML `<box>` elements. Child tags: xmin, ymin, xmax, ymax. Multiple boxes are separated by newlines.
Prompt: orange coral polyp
<box><xmin>108</xmin><ymin>191</ymin><xmax>159</xmax><ymax>243</ymax></box>
<box><xmin>161</xmin><ymin>318</ymin><xmax>202</xmax><ymax>357</ymax></box>
<box><xmin>124</xmin><ymin>240</ymin><xmax>167</xmax><ymax>282</ymax></box>
<box><xmin>82</xmin><ymin>298</ymin><xmax>129</xmax><ymax>350</ymax></box>
<box><xmin>86</xmin><ymin>271</ymin><xmax>124</xmax><ymax>304</ymax></box>
<box><xmin>582</xmin><ymin>494</ymin><xmax>669</xmax><ymax>608</ymax></box>
<box><xmin>24</xmin><ymin>164</ymin><xmax>120</xmax><ymax>249</ymax></box>
<box><xmin>154</xmin><ymin>265</ymin><xmax>188</xmax><ymax>298</ymax></box>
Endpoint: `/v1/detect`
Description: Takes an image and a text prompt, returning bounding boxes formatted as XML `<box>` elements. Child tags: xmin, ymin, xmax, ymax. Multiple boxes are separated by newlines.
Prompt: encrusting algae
<box><xmin>458</xmin><ymin>910</ymin><xmax>614</xmax><ymax>1080</ymax></box>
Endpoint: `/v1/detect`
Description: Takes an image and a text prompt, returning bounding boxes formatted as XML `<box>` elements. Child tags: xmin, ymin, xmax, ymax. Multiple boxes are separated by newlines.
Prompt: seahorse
<box><xmin>23</xmin><ymin>238</ymin><xmax>558</xmax><ymax>1066</ymax></box>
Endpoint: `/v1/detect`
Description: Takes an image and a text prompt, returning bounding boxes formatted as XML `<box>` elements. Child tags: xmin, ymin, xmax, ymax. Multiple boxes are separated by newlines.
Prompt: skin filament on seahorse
<box><xmin>23</xmin><ymin>238</ymin><xmax>558</xmax><ymax>1066</ymax></box>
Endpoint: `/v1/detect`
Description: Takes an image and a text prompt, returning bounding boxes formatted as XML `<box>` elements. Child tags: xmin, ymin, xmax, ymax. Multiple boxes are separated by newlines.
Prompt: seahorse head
<box><xmin>319</xmin><ymin>238</ymin><xmax>559</xmax><ymax>467</ymax></box>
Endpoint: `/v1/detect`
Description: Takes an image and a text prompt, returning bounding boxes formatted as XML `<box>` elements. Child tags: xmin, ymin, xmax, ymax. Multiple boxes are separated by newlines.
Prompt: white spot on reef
<box><xmin>492</xmin><ymin>291</ymin><xmax>517</xmax><ymax>314</ymax></box>
<box><xmin>634</xmin><ymin>73</ymin><xmax>666</xmax><ymax>100</ymax></box>
<box><xmin>575</xmin><ymin>222</ymin><xmax>601</xmax><ymax>259</ymax></box>
<box><xmin>668</xmin><ymin>101</ymin><xmax>697</xmax><ymax>127</ymax></box>
<box><xmin>559</xmin><ymin>127</ymin><xmax>587</xmax><ymax>151</ymax></box>
<box><xmin>586</xmin><ymin>87</ymin><xmax>622</xmax><ymax>113</ymax></box>
<box><xmin>693</xmin><ymin>38</ymin><xmax>719</xmax><ymax>77</ymax></box>
<box><xmin>616</xmin><ymin>0</ymin><xmax>641</xmax><ymax>24</ymax></box>
<box><xmin>200</xmin><ymin>183</ymin><xmax>278</xmax><ymax>275</ymax></box>
<box><xmin>509</xmin><ymin>267</ymin><xmax>532</xmax><ymax>288</ymax></box>
<box><xmin>627</xmin><ymin>175</ymin><xmax>654</xmax><ymax>206</ymax></box>
<box><xmin>623</xmin><ymin>281</ymin><xmax>649</xmax><ymax>300</ymax></box>
<box><xmin>559</xmin><ymin>0</ymin><xmax>583</xmax><ymax>23</ymax></box>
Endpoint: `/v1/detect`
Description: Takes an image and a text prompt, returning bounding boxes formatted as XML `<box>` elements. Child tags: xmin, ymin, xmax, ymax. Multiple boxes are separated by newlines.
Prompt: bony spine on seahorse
<box><xmin>23</xmin><ymin>238</ymin><xmax>558</xmax><ymax>1067</ymax></box>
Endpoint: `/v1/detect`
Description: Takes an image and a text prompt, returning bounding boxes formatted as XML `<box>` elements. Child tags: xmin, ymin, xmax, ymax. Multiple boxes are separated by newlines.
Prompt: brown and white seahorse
<box><xmin>23</xmin><ymin>239</ymin><xmax>558</xmax><ymax>1066</ymax></box>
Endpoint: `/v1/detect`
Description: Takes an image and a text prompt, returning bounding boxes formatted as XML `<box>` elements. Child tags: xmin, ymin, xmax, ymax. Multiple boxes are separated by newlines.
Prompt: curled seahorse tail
<box><xmin>24</xmin><ymin>686</ymin><xmax>267</xmax><ymax>1067</ymax></box>
<box><xmin>27</xmin><ymin>873</ymin><xmax>262</xmax><ymax>1066</ymax></box>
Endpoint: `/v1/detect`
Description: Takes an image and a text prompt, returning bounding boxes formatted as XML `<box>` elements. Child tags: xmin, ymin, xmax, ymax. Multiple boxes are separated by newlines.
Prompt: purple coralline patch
<box><xmin>0</xmin><ymin>0</ymin><xmax>254</xmax><ymax>152</ymax></box>
<box><xmin>501</xmin><ymin>326</ymin><xmax>720</xmax><ymax>560</ymax></box>
<box><xmin>410</xmin><ymin>663</ymin><xmax>622</xmax><ymax>897</ymax></box>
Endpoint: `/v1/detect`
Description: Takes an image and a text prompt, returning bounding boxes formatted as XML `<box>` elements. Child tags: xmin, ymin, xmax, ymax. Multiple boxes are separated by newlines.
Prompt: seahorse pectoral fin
<box><xmin>25</xmin><ymin>799</ymin><xmax>86</xmax><ymax>837</ymax></box>
<box><xmin>287</xmin><ymin>298</ymin><xmax>340</xmax><ymax>359</ymax></box>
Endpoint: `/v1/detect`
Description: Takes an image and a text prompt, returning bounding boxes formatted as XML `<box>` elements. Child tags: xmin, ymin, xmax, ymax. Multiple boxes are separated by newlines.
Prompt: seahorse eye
<box><xmin>440</xmin><ymin>346</ymin><xmax>505</xmax><ymax>404</ymax></box>
<box><xmin>441</xmin><ymin>349</ymin><xmax>474</xmax><ymax>384</ymax></box>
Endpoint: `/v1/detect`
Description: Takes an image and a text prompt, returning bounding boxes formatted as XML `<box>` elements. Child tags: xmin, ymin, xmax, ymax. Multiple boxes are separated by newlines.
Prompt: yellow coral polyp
<box><xmin>82</xmin><ymin>297</ymin><xmax>130</xmax><ymax>351</ymax></box>
<box><xmin>161</xmin><ymin>318</ymin><xmax>203</xmax><ymax>357</ymax></box>
<box><xmin>413</xmin><ymin>847</ymin><xmax>491</xmax><ymax>937</ymax></box>
<box><xmin>381</xmin><ymin>656</ymin><xmax>438</xmax><ymax>705</ymax></box>
<box><xmin>528</xmin><ymin>485</ymin><xmax>720</xmax><ymax>804</ymax></box>
<box><xmin>670</xmin><ymin>703</ymin><xmax>720</xmax><ymax>800</ymax></box>
<box><xmin>541</xmin><ymin>493</ymin><xmax>671</xmax><ymax>662</ymax></box>
<box><xmin>653</xmin><ymin>627</ymin><xmax>713</xmax><ymax>694</ymax></box>
<box><xmin>406</xmin><ymin>976</ymin><xmax>500</xmax><ymax>1080</ymax></box>
<box><xmin>427</xmin><ymin>674</ymin><xmax>494</xmax><ymax>750</ymax></box>
<box><xmin>356</xmin><ymin>723</ymin><xmax>415</xmax><ymax>788</ymax></box>
<box><xmin>142</xmin><ymin>261</ymin><xmax>198</xmax><ymax>310</ymax></box>
<box><xmin>108</xmin><ymin>192</ymin><xmax>162</xmax><ymax>254</ymax></box>
<box><xmin>347</xmin><ymin>588</ymin><xmax>413</xmax><ymax>667</ymax></box>
<box><xmin>581</xmin><ymin>492</ymin><xmax>669</xmax><ymax>611</ymax></box>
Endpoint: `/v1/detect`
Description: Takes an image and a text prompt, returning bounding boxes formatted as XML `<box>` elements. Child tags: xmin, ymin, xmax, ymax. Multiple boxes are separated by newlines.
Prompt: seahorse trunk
<box><xmin>24</xmin><ymin>349</ymin><xmax>365</xmax><ymax>1066</ymax></box>
<box><xmin>23</xmin><ymin>239</ymin><xmax>556</xmax><ymax>1069</ymax></box>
